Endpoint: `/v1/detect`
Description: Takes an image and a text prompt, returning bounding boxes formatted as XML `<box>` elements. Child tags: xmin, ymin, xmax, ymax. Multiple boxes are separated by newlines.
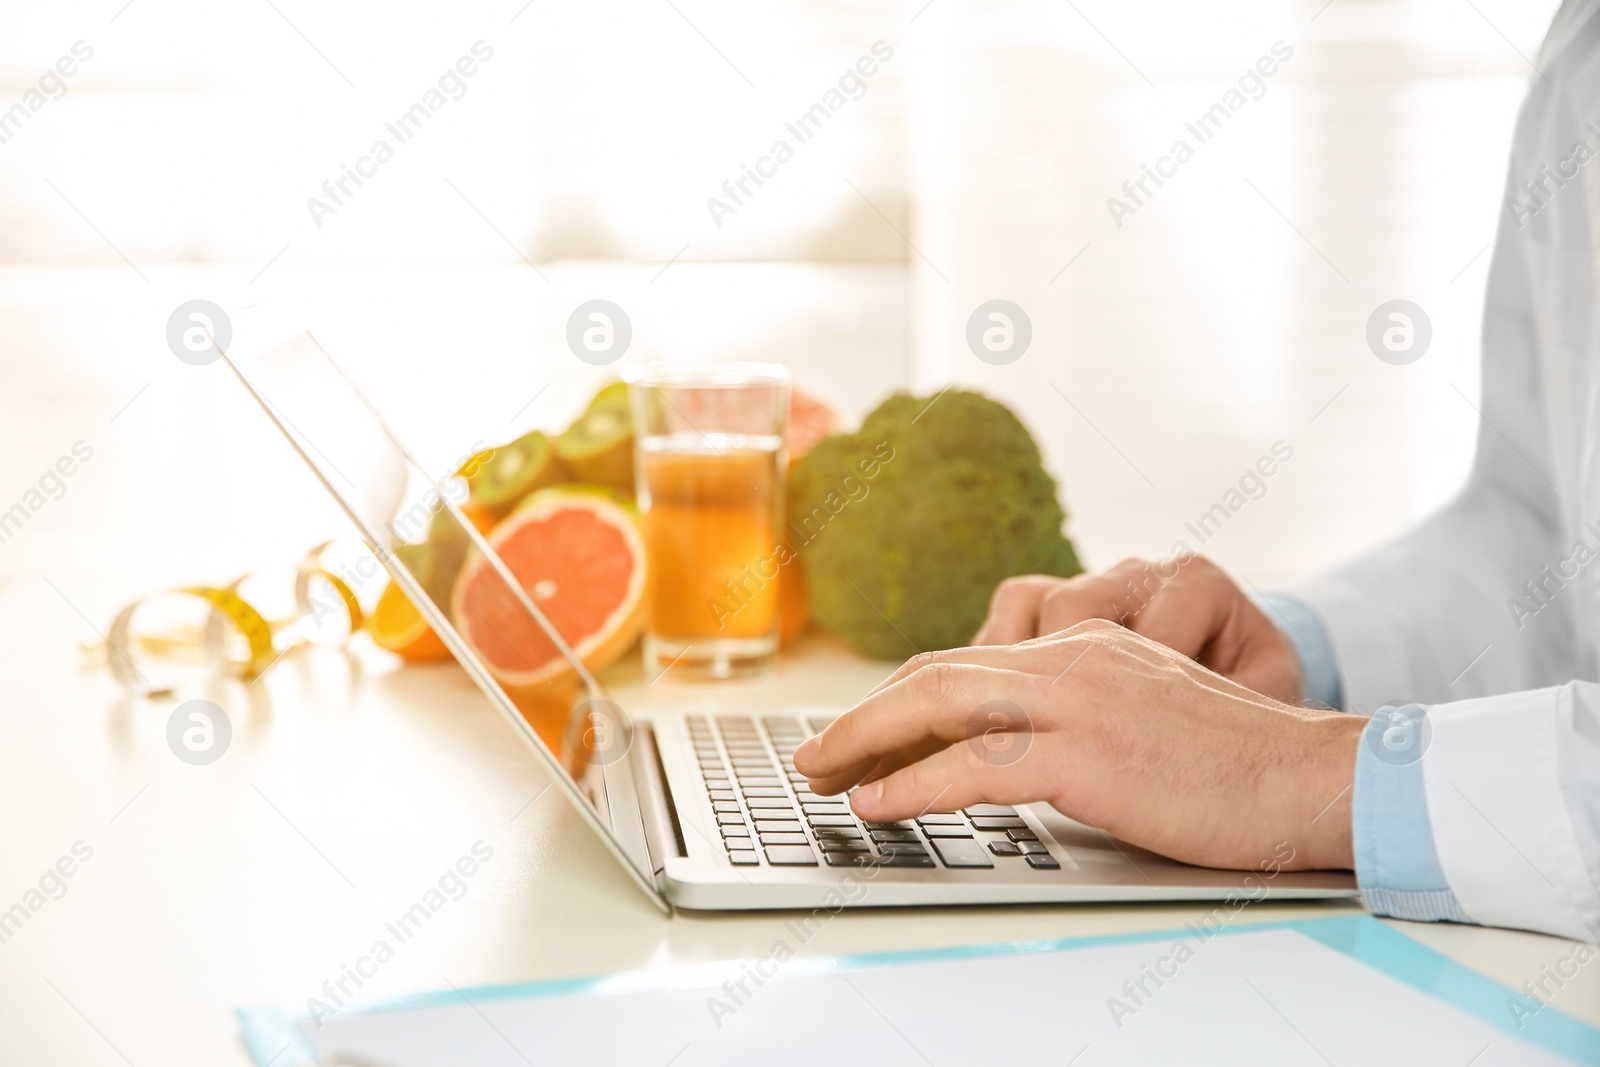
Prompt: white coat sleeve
<box><xmin>1283</xmin><ymin>70</ymin><xmax>1600</xmax><ymax>939</ymax></box>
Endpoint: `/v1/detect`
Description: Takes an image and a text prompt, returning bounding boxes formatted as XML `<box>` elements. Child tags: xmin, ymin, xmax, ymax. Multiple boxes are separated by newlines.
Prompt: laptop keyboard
<box><xmin>687</xmin><ymin>714</ymin><xmax>1062</xmax><ymax>872</ymax></box>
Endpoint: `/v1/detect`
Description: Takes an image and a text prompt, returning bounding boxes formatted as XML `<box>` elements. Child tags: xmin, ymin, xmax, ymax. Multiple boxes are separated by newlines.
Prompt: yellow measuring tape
<box><xmin>89</xmin><ymin>542</ymin><xmax>367</xmax><ymax>693</ymax></box>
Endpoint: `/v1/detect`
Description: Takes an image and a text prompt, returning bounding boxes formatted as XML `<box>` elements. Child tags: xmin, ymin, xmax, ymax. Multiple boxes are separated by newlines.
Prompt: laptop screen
<box><xmin>226</xmin><ymin>331</ymin><xmax>666</xmax><ymax>909</ymax></box>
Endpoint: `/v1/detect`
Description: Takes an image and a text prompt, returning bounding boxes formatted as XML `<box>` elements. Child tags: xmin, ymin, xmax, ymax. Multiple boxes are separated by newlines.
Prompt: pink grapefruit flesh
<box><xmin>451</xmin><ymin>491</ymin><xmax>646</xmax><ymax>686</ymax></box>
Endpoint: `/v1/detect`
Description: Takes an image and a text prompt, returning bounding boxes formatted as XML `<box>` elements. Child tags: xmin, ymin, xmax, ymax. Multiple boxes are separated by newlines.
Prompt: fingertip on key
<box><xmin>850</xmin><ymin>780</ymin><xmax>883</xmax><ymax>816</ymax></box>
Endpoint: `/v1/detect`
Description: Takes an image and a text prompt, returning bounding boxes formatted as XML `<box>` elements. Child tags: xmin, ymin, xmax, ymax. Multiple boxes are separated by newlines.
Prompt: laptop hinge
<box><xmin>629</xmin><ymin>722</ymin><xmax>686</xmax><ymax>876</ymax></box>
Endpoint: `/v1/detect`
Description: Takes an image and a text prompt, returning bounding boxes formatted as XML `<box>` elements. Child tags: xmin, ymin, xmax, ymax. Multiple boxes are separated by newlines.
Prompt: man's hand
<box><xmin>972</xmin><ymin>556</ymin><xmax>1304</xmax><ymax>705</ymax></box>
<box><xmin>793</xmin><ymin>621</ymin><xmax>1363</xmax><ymax>872</ymax></box>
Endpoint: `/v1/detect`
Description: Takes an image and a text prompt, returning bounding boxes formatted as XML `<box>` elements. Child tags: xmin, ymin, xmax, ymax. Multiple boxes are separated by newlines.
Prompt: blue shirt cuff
<box><xmin>1351</xmin><ymin>704</ymin><xmax>1472</xmax><ymax>923</ymax></box>
<box><xmin>1256</xmin><ymin>592</ymin><xmax>1344</xmax><ymax>710</ymax></box>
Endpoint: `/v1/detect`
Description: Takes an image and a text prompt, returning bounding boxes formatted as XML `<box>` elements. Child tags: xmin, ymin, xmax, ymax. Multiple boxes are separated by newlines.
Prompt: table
<box><xmin>0</xmin><ymin>580</ymin><xmax>1594</xmax><ymax>1065</ymax></box>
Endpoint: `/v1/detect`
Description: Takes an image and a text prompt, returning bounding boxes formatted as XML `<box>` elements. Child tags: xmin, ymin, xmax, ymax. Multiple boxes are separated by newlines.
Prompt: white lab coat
<box><xmin>1288</xmin><ymin>0</ymin><xmax>1600</xmax><ymax>942</ymax></box>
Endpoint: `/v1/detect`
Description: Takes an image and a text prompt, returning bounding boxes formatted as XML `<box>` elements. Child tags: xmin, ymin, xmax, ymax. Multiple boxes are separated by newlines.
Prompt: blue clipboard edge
<box><xmin>237</xmin><ymin>914</ymin><xmax>1600</xmax><ymax>1066</ymax></box>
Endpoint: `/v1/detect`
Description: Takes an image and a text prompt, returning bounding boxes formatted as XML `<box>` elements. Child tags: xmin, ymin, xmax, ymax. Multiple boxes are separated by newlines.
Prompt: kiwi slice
<box><xmin>586</xmin><ymin>380</ymin><xmax>630</xmax><ymax>413</ymax></box>
<box><xmin>556</xmin><ymin>403</ymin><xmax>634</xmax><ymax>493</ymax></box>
<box><xmin>469</xmin><ymin>429</ymin><xmax>565</xmax><ymax>517</ymax></box>
<box><xmin>454</xmin><ymin>446</ymin><xmax>496</xmax><ymax>480</ymax></box>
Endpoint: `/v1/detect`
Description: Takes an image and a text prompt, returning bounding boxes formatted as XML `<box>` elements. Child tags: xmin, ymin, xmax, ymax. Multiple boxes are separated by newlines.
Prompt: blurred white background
<box><xmin>0</xmin><ymin>0</ymin><xmax>1562</xmax><ymax>610</ymax></box>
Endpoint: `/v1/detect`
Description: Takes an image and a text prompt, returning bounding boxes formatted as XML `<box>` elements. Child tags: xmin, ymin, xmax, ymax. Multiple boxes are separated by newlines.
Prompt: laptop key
<box><xmin>803</xmin><ymin>803</ymin><xmax>849</xmax><ymax>815</ymax></box>
<box><xmin>708</xmin><ymin>790</ymin><xmax>736</xmax><ymax>802</ymax></box>
<box><xmin>760</xmin><ymin>832</ymin><xmax>809</xmax><ymax>846</ymax></box>
<box><xmin>725</xmin><ymin>837</ymin><xmax>756</xmax><ymax>850</ymax></box>
<box><xmin>818</xmin><ymin>839</ymin><xmax>869</xmax><ymax>852</ymax></box>
<box><xmin>747</xmin><ymin>796</ymin><xmax>795</xmax><ymax>808</ymax></box>
<box><xmin>728</xmin><ymin>852</ymin><xmax>760</xmax><ymax>866</ymax></box>
<box><xmin>754</xmin><ymin>820</ymin><xmax>801</xmax><ymax>834</ymax></box>
<box><xmin>721</xmin><ymin>826</ymin><xmax>750</xmax><ymax>838</ymax></box>
<box><xmin>920</xmin><ymin>825</ymin><xmax>974</xmax><ymax>839</ymax></box>
<box><xmin>1006</xmin><ymin>828</ymin><xmax>1038</xmax><ymax>842</ymax></box>
<box><xmin>870</xmin><ymin>829</ymin><xmax>919</xmax><ymax>843</ymax></box>
<box><xmin>712</xmin><ymin>801</ymin><xmax>742</xmax><ymax>813</ymax></box>
<box><xmin>916</xmin><ymin>813</ymin><xmax>964</xmax><ymax>825</ymax></box>
<box><xmin>988</xmin><ymin>841</ymin><xmax>1022</xmax><ymax>857</ymax></box>
<box><xmin>764</xmin><ymin>845</ymin><xmax>818</xmax><ymax>866</ymax></box>
<box><xmin>864</xmin><ymin>821</ymin><xmax>915</xmax><ymax>831</ymax></box>
<box><xmin>876</xmin><ymin>853</ymin><xmax>935</xmax><ymax>868</ymax></box>
<box><xmin>824</xmin><ymin>852</ymin><xmax>873</xmax><ymax>867</ymax></box>
<box><xmin>1017</xmin><ymin>841</ymin><xmax>1050</xmax><ymax>855</ymax></box>
<box><xmin>930</xmin><ymin>838</ymin><xmax>994</xmax><ymax>868</ymax></box>
<box><xmin>717</xmin><ymin>813</ymin><xmax>746</xmax><ymax>826</ymax></box>
<box><xmin>964</xmin><ymin>804</ymin><xmax>1018</xmax><ymax>817</ymax></box>
<box><xmin>742</xmin><ymin>787</ymin><xmax>790</xmax><ymax>799</ymax></box>
<box><xmin>813</xmin><ymin>828</ymin><xmax>865</xmax><ymax>841</ymax></box>
<box><xmin>807</xmin><ymin>815</ymin><xmax>857</xmax><ymax>828</ymax></box>
<box><xmin>970</xmin><ymin>817</ymin><xmax>1027</xmax><ymax>831</ymax></box>
<box><xmin>1026</xmin><ymin>854</ymin><xmax>1061</xmax><ymax>870</ymax></box>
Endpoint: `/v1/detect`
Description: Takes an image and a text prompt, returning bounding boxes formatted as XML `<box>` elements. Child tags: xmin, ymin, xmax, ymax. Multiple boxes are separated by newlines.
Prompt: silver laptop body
<box><xmin>227</xmin><ymin>332</ymin><xmax>1358</xmax><ymax>913</ymax></box>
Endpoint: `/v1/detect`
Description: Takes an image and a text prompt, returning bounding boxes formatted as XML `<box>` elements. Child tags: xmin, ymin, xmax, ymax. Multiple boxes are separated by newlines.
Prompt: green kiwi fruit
<box><xmin>556</xmin><ymin>402</ymin><xmax>634</xmax><ymax>494</ymax></box>
<box><xmin>469</xmin><ymin>429</ymin><xmax>565</xmax><ymax>517</ymax></box>
<box><xmin>586</xmin><ymin>380</ymin><xmax>630</xmax><ymax>413</ymax></box>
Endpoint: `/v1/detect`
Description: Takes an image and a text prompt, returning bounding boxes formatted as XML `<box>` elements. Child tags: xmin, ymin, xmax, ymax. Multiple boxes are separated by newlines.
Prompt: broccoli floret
<box><xmin>788</xmin><ymin>389</ymin><xmax>1082</xmax><ymax>659</ymax></box>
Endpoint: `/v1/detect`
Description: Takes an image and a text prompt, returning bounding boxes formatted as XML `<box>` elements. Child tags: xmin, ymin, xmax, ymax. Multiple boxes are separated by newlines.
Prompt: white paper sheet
<box><xmin>264</xmin><ymin>925</ymin><xmax>1584</xmax><ymax>1066</ymax></box>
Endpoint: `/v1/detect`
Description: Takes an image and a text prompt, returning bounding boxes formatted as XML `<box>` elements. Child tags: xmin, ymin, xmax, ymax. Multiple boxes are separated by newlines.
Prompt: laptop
<box><xmin>227</xmin><ymin>332</ymin><xmax>1358</xmax><ymax>913</ymax></box>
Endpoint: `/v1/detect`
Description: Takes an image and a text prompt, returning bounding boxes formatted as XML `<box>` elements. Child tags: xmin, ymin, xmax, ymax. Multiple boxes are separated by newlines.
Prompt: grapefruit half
<box><xmin>451</xmin><ymin>487</ymin><xmax>646</xmax><ymax>688</ymax></box>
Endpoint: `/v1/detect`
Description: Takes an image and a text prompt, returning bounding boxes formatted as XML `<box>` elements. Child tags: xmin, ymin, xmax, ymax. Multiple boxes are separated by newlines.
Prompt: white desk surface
<box><xmin>0</xmin><ymin>582</ymin><xmax>1595</xmax><ymax>1065</ymax></box>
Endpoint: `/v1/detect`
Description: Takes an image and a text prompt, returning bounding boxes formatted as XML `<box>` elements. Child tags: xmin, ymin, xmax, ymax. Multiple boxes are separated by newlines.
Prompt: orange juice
<box><xmin>639</xmin><ymin>434</ymin><xmax>784</xmax><ymax>673</ymax></box>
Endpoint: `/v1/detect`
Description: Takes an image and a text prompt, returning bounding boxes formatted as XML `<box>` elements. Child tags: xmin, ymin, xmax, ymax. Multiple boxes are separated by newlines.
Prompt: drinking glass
<box><xmin>628</xmin><ymin>363</ymin><xmax>788</xmax><ymax>678</ymax></box>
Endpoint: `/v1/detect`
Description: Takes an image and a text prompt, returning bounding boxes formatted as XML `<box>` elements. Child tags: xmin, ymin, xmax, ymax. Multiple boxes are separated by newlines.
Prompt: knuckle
<box><xmin>991</xmin><ymin>576</ymin><xmax>1025</xmax><ymax>599</ymax></box>
<box><xmin>991</xmin><ymin>575</ymin><xmax>1045</xmax><ymax>606</ymax></box>
<box><xmin>916</xmin><ymin>659</ymin><xmax>960</xmax><ymax>704</ymax></box>
<box><xmin>1040</xmin><ymin>585</ymin><xmax>1076</xmax><ymax>609</ymax></box>
<box><xmin>1063</xmin><ymin>617</ymin><xmax>1119</xmax><ymax>638</ymax></box>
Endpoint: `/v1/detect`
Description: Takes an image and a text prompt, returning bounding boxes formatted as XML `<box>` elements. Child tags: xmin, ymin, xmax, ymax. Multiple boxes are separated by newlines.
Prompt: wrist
<box><xmin>1294</xmin><ymin>713</ymin><xmax>1364</xmax><ymax>869</ymax></box>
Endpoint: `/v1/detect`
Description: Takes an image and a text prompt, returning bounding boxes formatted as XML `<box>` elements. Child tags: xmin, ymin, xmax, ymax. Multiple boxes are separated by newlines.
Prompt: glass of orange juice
<box><xmin>627</xmin><ymin>363</ymin><xmax>788</xmax><ymax>679</ymax></box>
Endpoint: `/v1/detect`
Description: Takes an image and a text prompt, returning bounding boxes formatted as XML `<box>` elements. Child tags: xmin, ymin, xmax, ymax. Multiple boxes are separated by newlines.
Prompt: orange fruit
<box><xmin>774</xmin><ymin>388</ymin><xmax>831</xmax><ymax>643</ymax></box>
<box><xmin>370</xmin><ymin>502</ymin><xmax>499</xmax><ymax>662</ymax></box>
<box><xmin>787</xmin><ymin>388</ymin><xmax>837</xmax><ymax>465</ymax></box>
<box><xmin>458</xmin><ymin>500</ymin><xmax>499</xmax><ymax>536</ymax></box>
<box><xmin>451</xmin><ymin>487</ymin><xmax>647</xmax><ymax>691</ymax></box>
<box><xmin>778</xmin><ymin>550</ymin><xmax>810</xmax><ymax>646</ymax></box>
<box><xmin>370</xmin><ymin>577</ymin><xmax>451</xmax><ymax>662</ymax></box>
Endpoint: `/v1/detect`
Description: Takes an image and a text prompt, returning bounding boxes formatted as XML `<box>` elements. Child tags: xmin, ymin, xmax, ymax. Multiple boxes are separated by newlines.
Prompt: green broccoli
<box><xmin>788</xmin><ymin>389</ymin><xmax>1082</xmax><ymax>659</ymax></box>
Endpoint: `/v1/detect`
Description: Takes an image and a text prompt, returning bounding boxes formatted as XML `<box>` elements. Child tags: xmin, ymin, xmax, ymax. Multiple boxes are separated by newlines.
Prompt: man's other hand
<box><xmin>972</xmin><ymin>556</ymin><xmax>1303</xmax><ymax>705</ymax></box>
